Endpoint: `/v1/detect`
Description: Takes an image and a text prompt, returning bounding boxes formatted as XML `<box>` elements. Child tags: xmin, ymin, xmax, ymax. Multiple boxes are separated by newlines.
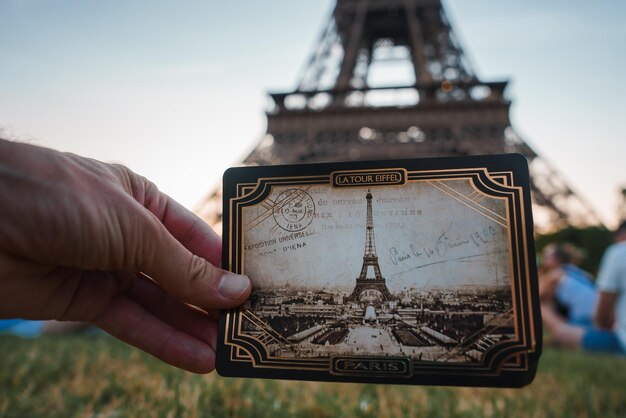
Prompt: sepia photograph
<box><xmin>238</xmin><ymin>175</ymin><xmax>515</xmax><ymax>365</ymax></box>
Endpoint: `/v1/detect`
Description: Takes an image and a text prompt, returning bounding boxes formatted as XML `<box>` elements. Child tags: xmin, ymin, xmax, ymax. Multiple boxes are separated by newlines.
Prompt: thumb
<box><xmin>130</xmin><ymin>205</ymin><xmax>251</xmax><ymax>310</ymax></box>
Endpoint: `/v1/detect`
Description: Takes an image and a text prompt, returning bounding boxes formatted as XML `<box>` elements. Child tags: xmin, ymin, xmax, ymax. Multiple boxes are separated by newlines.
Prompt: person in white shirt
<box><xmin>594</xmin><ymin>220</ymin><xmax>626</xmax><ymax>354</ymax></box>
<box><xmin>539</xmin><ymin>243</ymin><xmax>623</xmax><ymax>353</ymax></box>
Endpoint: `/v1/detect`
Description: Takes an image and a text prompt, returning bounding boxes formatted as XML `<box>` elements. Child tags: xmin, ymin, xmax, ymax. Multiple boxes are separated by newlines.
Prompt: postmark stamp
<box><xmin>273</xmin><ymin>188</ymin><xmax>315</xmax><ymax>232</ymax></box>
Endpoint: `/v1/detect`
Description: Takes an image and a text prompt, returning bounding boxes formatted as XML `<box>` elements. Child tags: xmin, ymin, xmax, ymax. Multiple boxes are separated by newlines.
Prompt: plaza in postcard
<box><xmin>240</xmin><ymin>179</ymin><xmax>514</xmax><ymax>364</ymax></box>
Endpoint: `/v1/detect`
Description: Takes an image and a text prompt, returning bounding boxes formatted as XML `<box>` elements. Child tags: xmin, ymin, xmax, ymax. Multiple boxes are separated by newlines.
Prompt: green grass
<box><xmin>1</xmin><ymin>335</ymin><xmax>625</xmax><ymax>418</ymax></box>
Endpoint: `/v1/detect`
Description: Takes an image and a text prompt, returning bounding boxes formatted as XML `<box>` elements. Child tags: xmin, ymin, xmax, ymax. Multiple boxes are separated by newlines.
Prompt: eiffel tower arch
<box><xmin>198</xmin><ymin>0</ymin><xmax>602</xmax><ymax>231</ymax></box>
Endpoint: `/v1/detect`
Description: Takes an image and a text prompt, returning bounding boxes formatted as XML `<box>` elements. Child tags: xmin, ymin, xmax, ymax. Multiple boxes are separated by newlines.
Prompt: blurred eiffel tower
<box><xmin>198</xmin><ymin>0</ymin><xmax>602</xmax><ymax>232</ymax></box>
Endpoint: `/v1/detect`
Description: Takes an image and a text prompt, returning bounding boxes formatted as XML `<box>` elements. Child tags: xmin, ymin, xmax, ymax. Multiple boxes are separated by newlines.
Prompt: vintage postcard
<box><xmin>217</xmin><ymin>154</ymin><xmax>541</xmax><ymax>387</ymax></box>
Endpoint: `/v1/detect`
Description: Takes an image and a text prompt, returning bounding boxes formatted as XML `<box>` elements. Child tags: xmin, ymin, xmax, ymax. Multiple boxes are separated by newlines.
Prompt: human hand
<box><xmin>0</xmin><ymin>139</ymin><xmax>251</xmax><ymax>373</ymax></box>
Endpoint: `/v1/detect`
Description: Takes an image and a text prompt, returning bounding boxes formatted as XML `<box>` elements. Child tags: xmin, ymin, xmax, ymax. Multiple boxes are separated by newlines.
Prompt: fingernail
<box><xmin>218</xmin><ymin>273</ymin><xmax>250</xmax><ymax>299</ymax></box>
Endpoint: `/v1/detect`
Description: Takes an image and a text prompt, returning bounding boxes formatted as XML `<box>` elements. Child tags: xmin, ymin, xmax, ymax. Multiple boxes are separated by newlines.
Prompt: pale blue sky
<box><xmin>1</xmin><ymin>1</ymin><xmax>624</xmax><ymax>225</ymax></box>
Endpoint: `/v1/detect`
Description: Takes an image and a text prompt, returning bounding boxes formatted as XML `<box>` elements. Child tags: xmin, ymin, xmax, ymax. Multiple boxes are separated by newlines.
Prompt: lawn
<box><xmin>1</xmin><ymin>335</ymin><xmax>624</xmax><ymax>418</ymax></box>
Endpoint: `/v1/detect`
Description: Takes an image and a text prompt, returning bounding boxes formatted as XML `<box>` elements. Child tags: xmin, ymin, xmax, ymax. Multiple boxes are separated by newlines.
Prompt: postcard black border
<box><xmin>217</xmin><ymin>153</ymin><xmax>542</xmax><ymax>388</ymax></box>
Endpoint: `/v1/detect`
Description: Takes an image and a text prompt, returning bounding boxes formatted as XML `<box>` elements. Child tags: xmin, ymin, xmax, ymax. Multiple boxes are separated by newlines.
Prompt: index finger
<box><xmin>122</xmin><ymin>169</ymin><xmax>222</xmax><ymax>267</ymax></box>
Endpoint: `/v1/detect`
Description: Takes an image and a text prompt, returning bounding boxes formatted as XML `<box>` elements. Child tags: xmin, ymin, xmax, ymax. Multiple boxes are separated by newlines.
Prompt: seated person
<box><xmin>0</xmin><ymin>319</ymin><xmax>89</xmax><ymax>337</ymax></box>
<box><xmin>594</xmin><ymin>221</ymin><xmax>626</xmax><ymax>354</ymax></box>
<box><xmin>540</xmin><ymin>243</ymin><xmax>596</xmax><ymax>326</ymax></box>
<box><xmin>0</xmin><ymin>319</ymin><xmax>45</xmax><ymax>337</ymax></box>
<box><xmin>539</xmin><ymin>243</ymin><xmax>625</xmax><ymax>354</ymax></box>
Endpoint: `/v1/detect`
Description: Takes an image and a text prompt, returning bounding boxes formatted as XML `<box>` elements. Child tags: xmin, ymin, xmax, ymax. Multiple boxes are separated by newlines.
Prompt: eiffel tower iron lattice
<box><xmin>198</xmin><ymin>0</ymin><xmax>602</xmax><ymax>231</ymax></box>
<box><xmin>347</xmin><ymin>190</ymin><xmax>393</xmax><ymax>302</ymax></box>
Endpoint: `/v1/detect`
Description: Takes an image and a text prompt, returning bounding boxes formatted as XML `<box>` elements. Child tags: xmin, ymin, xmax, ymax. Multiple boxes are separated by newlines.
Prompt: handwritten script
<box><xmin>388</xmin><ymin>226</ymin><xmax>497</xmax><ymax>266</ymax></box>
